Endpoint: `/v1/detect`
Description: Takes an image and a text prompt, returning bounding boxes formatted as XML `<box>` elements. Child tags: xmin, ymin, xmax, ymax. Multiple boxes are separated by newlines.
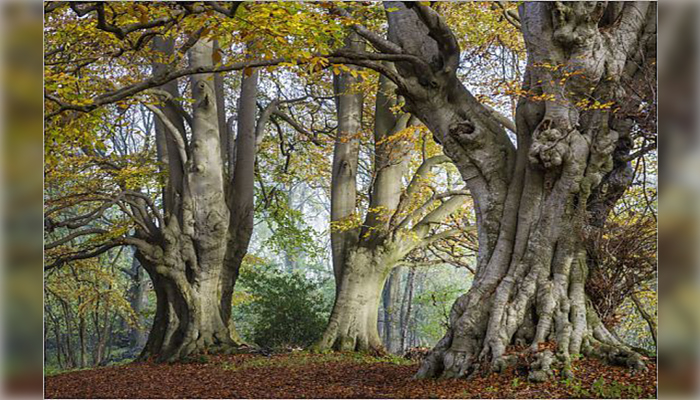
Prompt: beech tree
<box><xmin>330</xmin><ymin>2</ymin><xmax>657</xmax><ymax>380</ymax></box>
<box><xmin>44</xmin><ymin>2</ymin><xmax>282</xmax><ymax>361</ymax></box>
<box><xmin>315</xmin><ymin>53</ymin><xmax>473</xmax><ymax>351</ymax></box>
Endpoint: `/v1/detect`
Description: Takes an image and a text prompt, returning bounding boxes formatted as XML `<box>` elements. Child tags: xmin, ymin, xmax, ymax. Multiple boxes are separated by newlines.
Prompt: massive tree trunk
<box><xmin>136</xmin><ymin>36</ymin><xmax>262</xmax><ymax>361</ymax></box>
<box><xmin>373</xmin><ymin>2</ymin><xmax>655</xmax><ymax>380</ymax></box>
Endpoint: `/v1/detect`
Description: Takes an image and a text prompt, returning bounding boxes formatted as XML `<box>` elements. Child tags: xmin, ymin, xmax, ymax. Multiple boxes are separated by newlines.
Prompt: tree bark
<box><xmin>316</xmin><ymin>48</ymin><xmax>469</xmax><ymax>352</ymax></box>
<box><xmin>128</xmin><ymin>252</ymin><xmax>149</xmax><ymax>351</ymax></box>
<box><xmin>371</xmin><ymin>1</ymin><xmax>656</xmax><ymax>380</ymax></box>
<box><xmin>400</xmin><ymin>267</ymin><xmax>416</xmax><ymax>354</ymax></box>
<box><xmin>136</xmin><ymin>38</ymin><xmax>263</xmax><ymax>361</ymax></box>
<box><xmin>314</xmin><ymin>247</ymin><xmax>394</xmax><ymax>352</ymax></box>
<box><xmin>383</xmin><ymin>267</ymin><xmax>404</xmax><ymax>353</ymax></box>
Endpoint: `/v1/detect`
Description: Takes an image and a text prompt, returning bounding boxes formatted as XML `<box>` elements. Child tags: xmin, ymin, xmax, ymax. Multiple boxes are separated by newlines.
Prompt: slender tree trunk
<box><xmin>128</xmin><ymin>252</ymin><xmax>149</xmax><ymax>351</ymax></box>
<box><xmin>630</xmin><ymin>292</ymin><xmax>657</xmax><ymax>348</ymax></box>
<box><xmin>400</xmin><ymin>267</ymin><xmax>415</xmax><ymax>353</ymax></box>
<box><xmin>78</xmin><ymin>313</ymin><xmax>87</xmax><ymax>368</ymax></box>
<box><xmin>59</xmin><ymin>299</ymin><xmax>76</xmax><ymax>368</ymax></box>
<box><xmin>383</xmin><ymin>267</ymin><xmax>404</xmax><ymax>353</ymax></box>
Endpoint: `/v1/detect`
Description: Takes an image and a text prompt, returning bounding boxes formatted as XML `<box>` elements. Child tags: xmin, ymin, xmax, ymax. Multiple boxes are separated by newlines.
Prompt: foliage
<box><xmin>234</xmin><ymin>264</ymin><xmax>331</xmax><ymax>348</ymax></box>
<box><xmin>412</xmin><ymin>266</ymin><xmax>472</xmax><ymax>345</ymax></box>
<box><xmin>44</xmin><ymin>249</ymin><xmax>141</xmax><ymax>370</ymax></box>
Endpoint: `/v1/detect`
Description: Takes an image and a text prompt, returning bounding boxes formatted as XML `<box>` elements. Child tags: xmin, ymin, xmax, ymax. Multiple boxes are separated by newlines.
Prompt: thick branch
<box><xmin>143</xmin><ymin>103</ymin><xmax>189</xmax><ymax>167</ymax></box>
<box><xmin>407</xmin><ymin>2</ymin><xmax>460</xmax><ymax>73</ymax></box>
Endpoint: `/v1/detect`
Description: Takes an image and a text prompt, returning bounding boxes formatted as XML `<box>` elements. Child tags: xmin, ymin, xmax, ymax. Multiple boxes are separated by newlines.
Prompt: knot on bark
<box><xmin>529</xmin><ymin>119</ymin><xmax>571</xmax><ymax>169</ymax></box>
<box><xmin>552</xmin><ymin>2</ymin><xmax>604</xmax><ymax>49</ymax></box>
<box><xmin>449</xmin><ymin>120</ymin><xmax>478</xmax><ymax>148</ymax></box>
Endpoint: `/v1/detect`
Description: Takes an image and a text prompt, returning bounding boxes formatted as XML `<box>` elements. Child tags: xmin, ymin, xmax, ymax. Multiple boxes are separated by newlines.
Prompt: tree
<box><xmin>314</xmin><ymin>34</ymin><xmax>474</xmax><ymax>352</ymax></box>
<box><xmin>44</xmin><ymin>3</ymin><xmax>279</xmax><ymax>361</ymax></box>
<box><xmin>336</xmin><ymin>2</ymin><xmax>656</xmax><ymax>380</ymax></box>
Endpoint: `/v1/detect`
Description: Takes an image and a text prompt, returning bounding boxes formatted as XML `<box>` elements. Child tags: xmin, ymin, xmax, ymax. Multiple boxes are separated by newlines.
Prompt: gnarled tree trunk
<box><xmin>136</xmin><ymin>35</ymin><xmax>263</xmax><ymax>361</ymax></box>
<box><xmin>367</xmin><ymin>1</ymin><xmax>657</xmax><ymax>380</ymax></box>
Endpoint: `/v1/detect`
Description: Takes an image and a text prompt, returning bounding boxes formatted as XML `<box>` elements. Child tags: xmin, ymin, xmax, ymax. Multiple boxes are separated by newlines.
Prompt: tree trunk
<box><xmin>137</xmin><ymin>256</ymin><xmax>235</xmax><ymax>361</ymax></box>
<box><xmin>377</xmin><ymin>1</ymin><xmax>655</xmax><ymax>380</ymax></box>
<box><xmin>78</xmin><ymin>313</ymin><xmax>87</xmax><ymax>368</ymax></box>
<box><xmin>318</xmin><ymin>32</ymin><xmax>468</xmax><ymax>353</ymax></box>
<box><xmin>400</xmin><ymin>267</ymin><xmax>416</xmax><ymax>354</ymax></box>
<box><xmin>630</xmin><ymin>292</ymin><xmax>657</xmax><ymax>348</ymax></box>
<box><xmin>128</xmin><ymin>253</ymin><xmax>149</xmax><ymax>351</ymax></box>
<box><xmin>314</xmin><ymin>246</ymin><xmax>395</xmax><ymax>352</ymax></box>
<box><xmin>382</xmin><ymin>267</ymin><xmax>404</xmax><ymax>353</ymax></box>
<box><xmin>329</xmin><ymin>33</ymin><xmax>363</xmax><ymax>291</ymax></box>
<box><xmin>137</xmin><ymin>39</ymin><xmax>253</xmax><ymax>361</ymax></box>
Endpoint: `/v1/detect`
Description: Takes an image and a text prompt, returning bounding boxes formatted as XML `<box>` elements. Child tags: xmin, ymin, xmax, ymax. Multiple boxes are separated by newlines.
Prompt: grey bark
<box><xmin>128</xmin><ymin>251</ymin><xmax>149</xmax><ymax>351</ymax></box>
<box><xmin>382</xmin><ymin>267</ymin><xmax>404</xmax><ymax>353</ymax></box>
<box><xmin>316</xmin><ymin>40</ymin><xmax>469</xmax><ymax>352</ymax></box>
<box><xmin>137</xmin><ymin>35</ymin><xmax>265</xmax><ymax>360</ymax></box>
<box><xmin>368</xmin><ymin>1</ymin><xmax>655</xmax><ymax>379</ymax></box>
<box><xmin>400</xmin><ymin>267</ymin><xmax>416</xmax><ymax>353</ymax></box>
<box><xmin>330</xmin><ymin>32</ymin><xmax>364</xmax><ymax>289</ymax></box>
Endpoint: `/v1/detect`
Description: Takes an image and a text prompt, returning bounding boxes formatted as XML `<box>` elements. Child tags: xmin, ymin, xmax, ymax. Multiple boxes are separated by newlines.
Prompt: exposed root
<box><xmin>583</xmin><ymin>337</ymin><xmax>647</xmax><ymax>372</ymax></box>
<box><xmin>528</xmin><ymin>349</ymin><xmax>555</xmax><ymax>382</ymax></box>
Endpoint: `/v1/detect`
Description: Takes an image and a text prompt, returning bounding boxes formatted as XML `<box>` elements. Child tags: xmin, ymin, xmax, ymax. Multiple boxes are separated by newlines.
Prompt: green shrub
<box><xmin>234</xmin><ymin>265</ymin><xmax>330</xmax><ymax>348</ymax></box>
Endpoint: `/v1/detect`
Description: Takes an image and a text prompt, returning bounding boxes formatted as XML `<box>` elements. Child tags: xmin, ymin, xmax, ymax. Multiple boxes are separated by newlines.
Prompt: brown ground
<box><xmin>45</xmin><ymin>351</ymin><xmax>656</xmax><ymax>399</ymax></box>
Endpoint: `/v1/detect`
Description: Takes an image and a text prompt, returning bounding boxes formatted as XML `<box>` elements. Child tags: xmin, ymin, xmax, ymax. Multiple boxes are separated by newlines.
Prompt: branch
<box><xmin>331</xmin><ymin>5</ymin><xmax>404</xmax><ymax>54</ymax></box>
<box><xmin>484</xmin><ymin>104</ymin><xmax>516</xmax><ymax>133</ymax></box>
<box><xmin>413</xmin><ymin>193</ymin><xmax>469</xmax><ymax>238</ymax></box>
<box><xmin>630</xmin><ymin>291</ymin><xmax>657</xmax><ymax>346</ymax></box>
<box><xmin>407</xmin><ymin>2</ymin><xmax>461</xmax><ymax>73</ymax></box>
<box><xmin>255</xmin><ymin>100</ymin><xmax>281</xmax><ymax>149</ymax></box>
<box><xmin>45</xmin><ymin>228</ymin><xmax>108</xmax><ymax>250</ymax></box>
<box><xmin>205</xmin><ymin>1</ymin><xmax>242</xmax><ymax>17</ymax></box>
<box><xmin>47</xmin><ymin>52</ymin><xmax>416</xmax><ymax>119</ymax></box>
<box><xmin>397</xmin><ymin>189</ymin><xmax>468</xmax><ymax>233</ymax></box>
<box><xmin>272</xmin><ymin>110</ymin><xmax>323</xmax><ymax>146</ymax></box>
<box><xmin>622</xmin><ymin>142</ymin><xmax>656</xmax><ymax>162</ymax></box>
<box><xmin>421</xmin><ymin>228</ymin><xmax>472</xmax><ymax>247</ymax></box>
<box><xmin>143</xmin><ymin>103</ymin><xmax>189</xmax><ymax>167</ymax></box>
<box><xmin>394</xmin><ymin>155</ymin><xmax>451</xmax><ymax>219</ymax></box>
<box><xmin>146</xmin><ymin>88</ymin><xmax>193</xmax><ymax>128</ymax></box>
<box><xmin>495</xmin><ymin>2</ymin><xmax>521</xmax><ymax>30</ymax></box>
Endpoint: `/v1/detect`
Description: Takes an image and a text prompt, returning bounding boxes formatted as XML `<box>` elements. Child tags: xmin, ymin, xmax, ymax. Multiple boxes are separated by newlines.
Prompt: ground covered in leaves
<box><xmin>45</xmin><ymin>351</ymin><xmax>656</xmax><ymax>398</ymax></box>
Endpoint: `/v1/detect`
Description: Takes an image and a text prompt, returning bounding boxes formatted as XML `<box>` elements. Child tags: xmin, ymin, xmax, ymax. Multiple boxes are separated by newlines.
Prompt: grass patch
<box><xmin>45</xmin><ymin>366</ymin><xmax>95</xmax><ymax>377</ymax></box>
<box><xmin>221</xmin><ymin>351</ymin><xmax>414</xmax><ymax>371</ymax></box>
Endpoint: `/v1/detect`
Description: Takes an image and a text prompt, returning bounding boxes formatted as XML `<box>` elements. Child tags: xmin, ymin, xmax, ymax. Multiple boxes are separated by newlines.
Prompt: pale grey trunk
<box><xmin>330</xmin><ymin>33</ymin><xmax>364</xmax><ymax>288</ymax></box>
<box><xmin>128</xmin><ymin>252</ymin><xmax>149</xmax><ymax>351</ymax></box>
<box><xmin>314</xmin><ymin>247</ymin><xmax>395</xmax><ymax>352</ymax></box>
<box><xmin>382</xmin><ymin>267</ymin><xmax>404</xmax><ymax>353</ymax></box>
<box><xmin>151</xmin><ymin>36</ymin><xmax>186</xmax><ymax>215</ymax></box>
<box><xmin>138</xmin><ymin>40</ymin><xmax>242</xmax><ymax>361</ymax></box>
<box><xmin>318</xmin><ymin>38</ymin><xmax>468</xmax><ymax>352</ymax></box>
<box><xmin>377</xmin><ymin>1</ymin><xmax>655</xmax><ymax>380</ymax></box>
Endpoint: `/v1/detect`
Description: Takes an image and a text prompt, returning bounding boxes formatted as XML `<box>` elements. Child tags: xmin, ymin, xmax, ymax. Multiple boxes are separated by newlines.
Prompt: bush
<box><xmin>234</xmin><ymin>265</ymin><xmax>330</xmax><ymax>348</ymax></box>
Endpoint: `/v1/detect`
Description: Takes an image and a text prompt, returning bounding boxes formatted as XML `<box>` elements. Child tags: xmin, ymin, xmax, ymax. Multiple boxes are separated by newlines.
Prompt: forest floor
<box><xmin>45</xmin><ymin>350</ymin><xmax>656</xmax><ymax>398</ymax></box>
